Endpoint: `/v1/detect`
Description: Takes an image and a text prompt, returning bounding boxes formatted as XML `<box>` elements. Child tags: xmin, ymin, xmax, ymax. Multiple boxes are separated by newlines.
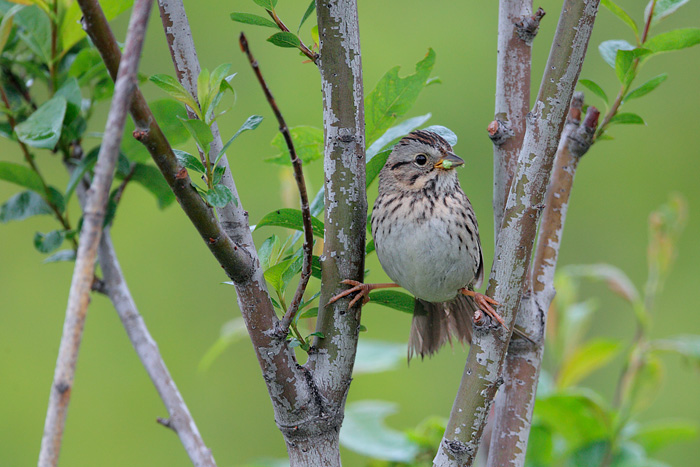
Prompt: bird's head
<box><xmin>380</xmin><ymin>130</ymin><xmax>464</xmax><ymax>193</ymax></box>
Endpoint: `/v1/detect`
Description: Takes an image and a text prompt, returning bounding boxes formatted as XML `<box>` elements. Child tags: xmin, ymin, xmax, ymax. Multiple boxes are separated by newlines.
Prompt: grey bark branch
<box><xmin>434</xmin><ymin>2</ymin><xmax>600</xmax><ymax>466</ymax></box>
<box><xmin>38</xmin><ymin>1</ymin><xmax>153</xmax><ymax>464</ymax></box>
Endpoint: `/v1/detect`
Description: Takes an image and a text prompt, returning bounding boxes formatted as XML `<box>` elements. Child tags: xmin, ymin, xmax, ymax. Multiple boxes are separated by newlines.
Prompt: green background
<box><xmin>1</xmin><ymin>0</ymin><xmax>698</xmax><ymax>465</ymax></box>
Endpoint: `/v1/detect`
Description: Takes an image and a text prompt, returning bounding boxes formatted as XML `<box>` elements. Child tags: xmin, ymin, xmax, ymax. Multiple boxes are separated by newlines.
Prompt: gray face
<box><xmin>379</xmin><ymin>130</ymin><xmax>464</xmax><ymax>194</ymax></box>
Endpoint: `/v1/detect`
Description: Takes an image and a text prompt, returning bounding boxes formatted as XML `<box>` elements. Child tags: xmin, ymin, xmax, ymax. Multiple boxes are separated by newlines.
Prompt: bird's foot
<box><xmin>460</xmin><ymin>288</ymin><xmax>508</xmax><ymax>330</ymax></box>
<box><xmin>328</xmin><ymin>280</ymin><xmax>399</xmax><ymax>308</ymax></box>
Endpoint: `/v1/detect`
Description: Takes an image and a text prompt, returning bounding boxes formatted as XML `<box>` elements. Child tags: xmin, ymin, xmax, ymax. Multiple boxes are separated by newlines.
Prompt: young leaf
<box><xmin>258</xmin><ymin>235</ymin><xmax>279</xmax><ymax>271</ymax></box>
<box><xmin>230</xmin><ymin>12</ymin><xmax>278</xmax><ymax>28</ymax></box>
<box><xmin>557</xmin><ymin>339</ymin><xmax>621</xmax><ymax>388</ymax></box>
<box><xmin>197</xmin><ymin>68</ymin><xmax>211</xmax><ymax>117</ymax></box>
<box><xmin>340</xmin><ymin>401</ymin><xmax>419</xmax><ymax>462</ymax></box>
<box><xmin>625</xmin><ymin>74</ymin><xmax>668</xmax><ymax>102</ymax></box>
<box><xmin>615</xmin><ymin>48</ymin><xmax>651</xmax><ymax>85</ymax></box>
<box><xmin>43</xmin><ymin>249</ymin><xmax>76</xmax><ymax>263</ymax></box>
<box><xmin>643</xmin><ymin>28</ymin><xmax>700</xmax><ymax>54</ymax></box>
<box><xmin>353</xmin><ymin>340</ymin><xmax>407</xmax><ymax>375</ymax></box>
<box><xmin>651</xmin><ymin>335</ymin><xmax>700</xmax><ymax>365</ymax></box>
<box><xmin>0</xmin><ymin>190</ymin><xmax>52</xmax><ymax>223</ymax></box>
<box><xmin>264</xmin><ymin>258</ymin><xmax>293</xmax><ymax>294</ymax></box>
<box><xmin>645</xmin><ymin>0</ymin><xmax>690</xmax><ymax>27</ymax></box>
<box><xmin>579</xmin><ymin>79</ymin><xmax>609</xmax><ymax>105</ymax></box>
<box><xmin>266</xmin><ymin>126</ymin><xmax>323</xmax><ymax>165</ymax></box>
<box><xmin>215</xmin><ymin>115</ymin><xmax>264</xmax><ymax>165</ymax></box>
<box><xmin>255</xmin><ymin>208</ymin><xmax>324</xmax><ymax>238</ymax></box>
<box><xmin>297</xmin><ymin>0</ymin><xmax>316</xmax><ymax>33</ymax></box>
<box><xmin>365</xmin><ymin>49</ymin><xmax>436</xmax><ymax>142</ymax></box>
<box><xmin>601</xmin><ymin>0</ymin><xmax>638</xmax><ymax>37</ymax></box>
<box><xmin>626</xmin><ymin>355</ymin><xmax>664</xmax><ymax>414</ymax></box>
<box><xmin>149</xmin><ymin>74</ymin><xmax>200</xmax><ymax>117</ymax></box>
<box><xmin>367</xmin><ymin>290</ymin><xmax>414</xmax><ymax>314</ymax></box>
<box><xmin>253</xmin><ymin>0</ymin><xmax>277</xmax><ymax>10</ymax></box>
<box><xmin>34</xmin><ymin>230</ymin><xmax>65</xmax><ymax>253</ymax></box>
<box><xmin>366</xmin><ymin>113</ymin><xmax>432</xmax><ymax>158</ymax></box>
<box><xmin>15</xmin><ymin>96</ymin><xmax>67</xmax><ymax>149</ymax></box>
<box><xmin>598</xmin><ymin>39</ymin><xmax>634</xmax><ymax>68</ymax></box>
<box><xmin>174</xmin><ymin>149</ymin><xmax>206</xmax><ymax>174</ymax></box>
<box><xmin>0</xmin><ymin>4</ymin><xmax>24</xmax><ymax>53</ymax></box>
<box><xmin>179</xmin><ymin>117</ymin><xmax>214</xmax><ymax>154</ymax></box>
<box><xmin>609</xmin><ymin>113</ymin><xmax>645</xmax><ymax>125</ymax></box>
<box><xmin>307</xmin><ymin>331</ymin><xmax>324</xmax><ymax>339</ymax></box>
<box><xmin>267</xmin><ymin>31</ymin><xmax>301</xmax><ymax>48</ymax></box>
<box><xmin>204</xmin><ymin>184</ymin><xmax>234</xmax><ymax>208</ymax></box>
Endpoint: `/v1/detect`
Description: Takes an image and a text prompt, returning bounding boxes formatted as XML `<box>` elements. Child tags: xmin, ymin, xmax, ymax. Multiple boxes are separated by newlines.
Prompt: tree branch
<box><xmin>434</xmin><ymin>2</ymin><xmax>600</xmax><ymax>466</ymax></box>
<box><xmin>491</xmin><ymin>1</ymin><xmax>539</xmax><ymax>236</ymax></box>
<box><xmin>38</xmin><ymin>1</ymin><xmax>153</xmax><ymax>464</ymax></box>
<box><xmin>238</xmin><ymin>33</ymin><xmax>314</xmax><ymax>332</ymax></box>
<box><xmin>486</xmin><ymin>94</ymin><xmax>599</xmax><ymax>467</ymax></box>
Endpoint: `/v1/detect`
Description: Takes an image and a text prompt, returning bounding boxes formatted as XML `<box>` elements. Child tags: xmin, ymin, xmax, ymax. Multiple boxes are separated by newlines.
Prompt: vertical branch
<box><xmin>434</xmin><ymin>2</ymin><xmax>600</xmax><ymax>466</ymax></box>
<box><xmin>486</xmin><ymin>95</ymin><xmax>599</xmax><ymax>467</ymax></box>
<box><xmin>491</xmin><ymin>2</ymin><xmax>543</xmax><ymax>236</ymax></box>
<box><xmin>38</xmin><ymin>1</ymin><xmax>154</xmax><ymax>464</ymax></box>
<box><xmin>307</xmin><ymin>0</ymin><xmax>366</xmax><ymax>436</ymax></box>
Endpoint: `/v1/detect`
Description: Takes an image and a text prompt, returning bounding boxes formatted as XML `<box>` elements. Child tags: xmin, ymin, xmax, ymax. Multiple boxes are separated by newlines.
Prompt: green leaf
<box><xmin>366</xmin><ymin>150</ymin><xmax>391</xmax><ymax>188</ymax></box>
<box><xmin>0</xmin><ymin>161</ymin><xmax>45</xmax><ymax>194</ymax></box>
<box><xmin>558</xmin><ymin>339</ymin><xmax>621</xmax><ymax>388</ymax></box>
<box><xmin>216</xmin><ymin>115</ymin><xmax>264</xmax><ymax>165</ymax></box>
<box><xmin>367</xmin><ymin>113</ymin><xmax>432</xmax><ymax>158</ymax></box>
<box><xmin>565</xmin><ymin>441</ymin><xmax>609</xmax><ymax>467</ymax></box>
<box><xmin>196</xmin><ymin>67</ymin><xmax>210</xmax><ymax>115</ymax></box>
<box><xmin>297</xmin><ymin>0</ymin><xmax>316</xmax><ymax>33</ymax></box>
<box><xmin>198</xmin><ymin>318</ymin><xmax>247</xmax><ymax>372</ymax></box>
<box><xmin>179</xmin><ymin>117</ymin><xmax>214</xmax><ymax>154</ymax></box>
<box><xmin>122</xmin><ymin>100</ymin><xmax>191</xmax><ymax>163</ymax></box>
<box><xmin>629</xmin><ymin>419</ymin><xmax>699</xmax><ymax>454</ymax></box>
<box><xmin>13</xmin><ymin>5</ymin><xmax>51</xmax><ymax>64</ymax></box>
<box><xmin>625</xmin><ymin>74</ymin><xmax>668</xmax><ymax>102</ymax></box>
<box><xmin>365</xmin><ymin>238</ymin><xmax>375</xmax><ymax>255</ymax></box>
<box><xmin>123</xmin><ymin>163</ymin><xmax>176</xmax><ymax>209</ymax></box>
<box><xmin>645</xmin><ymin>0</ymin><xmax>690</xmax><ymax>27</ymax></box>
<box><xmin>258</xmin><ymin>235</ymin><xmax>279</xmax><ymax>271</ymax></box>
<box><xmin>253</xmin><ymin>0</ymin><xmax>277</xmax><ymax>10</ymax></box>
<box><xmin>264</xmin><ymin>258</ymin><xmax>294</xmax><ymax>295</ymax></box>
<box><xmin>61</xmin><ymin>0</ymin><xmax>133</xmax><ymax>52</ymax></box>
<box><xmin>615</xmin><ymin>48</ymin><xmax>651</xmax><ymax>84</ymax></box>
<box><xmin>204</xmin><ymin>184</ymin><xmax>234</xmax><ymax>208</ymax></box>
<box><xmin>0</xmin><ymin>4</ymin><xmax>24</xmax><ymax>53</ymax></box>
<box><xmin>579</xmin><ymin>79</ymin><xmax>609</xmax><ymax>105</ymax></box>
<box><xmin>340</xmin><ymin>401</ymin><xmax>419</xmax><ymax>462</ymax></box>
<box><xmin>311</xmin><ymin>254</ymin><xmax>322</xmax><ymax>279</ymax></box>
<box><xmin>609</xmin><ymin>113</ymin><xmax>645</xmax><ymax>125</ymax></box>
<box><xmin>651</xmin><ymin>335</ymin><xmax>700</xmax><ymax>365</ymax></box>
<box><xmin>526</xmin><ymin>424</ymin><xmax>554</xmax><ymax>466</ymax></box>
<box><xmin>149</xmin><ymin>74</ymin><xmax>200</xmax><ymax>117</ymax></box>
<box><xmin>174</xmin><ymin>149</ymin><xmax>206</xmax><ymax>174</ymax></box>
<box><xmin>626</xmin><ymin>355</ymin><xmax>664</xmax><ymax>414</ymax></box>
<box><xmin>599</xmin><ymin>39</ymin><xmax>634</xmax><ymax>68</ymax></box>
<box><xmin>267</xmin><ymin>31</ymin><xmax>301</xmax><ymax>48</ymax></box>
<box><xmin>0</xmin><ymin>190</ymin><xmax>51</xmax><ymax>222</ymax></box>
<box><xmin>255</xmin><ymin>208</ymin><xmax>324</xmax><ymax>238</ymax></box>
<box><xmin>422</xmin><ymin>125</ymin><xmax>457</xmax><ymax>147</ymax></box>
<box><xmin>230</xmin><ymin>12</ymin><xmax>278</xmax><ymax>28</ymax></box>
<box><xmin>601</xmin><ymin>0</ymin><xmax>638</xmax><ymax>36</ymax></box>
<box><xmin>644</xmin><ymin>28</ymin><xmax>700</xmax><ymax>54</ymax></box>
<box><xmin>367</xmin><ymin>290</ymin><xmax>414</xmax><ymax>314</ymax></box>
<box><xmin>34</xmin><ymin>230</ymin><xmax>65</xmax><ymax>253</ymax></box>
<box><xmin>307</xmin><ymin>331</ymin><xmax>324</xmax><ymax>339</ymax></box>
<box><xmin>534</xmin><ymin>391</ymin><xmax>612</xmax><ymax>451</ymax></box>
<box><xmin>365</xmin><ymin>49</ymin><xmax>436</xmax><ymax>143</ymax></box>
<box><xmin>353</xmin><ymin>340</ymin><xmax>407</xmax><ymax>374</ymax></box>
<box><xmin>266</xmin><ymin>126</ymin><xmax>323</xmax><ymax>165</ymax></box>
<box><xmin>15</xmin><ymin>96</ymin><xmax>67</xmax><ymax>149</ymax></box>
<box><xmin>64</xmin><ymin>149</ymin><xmax>98</xmax><ymax>203</ymax></box>
<box><xmin>564</xmin><ymin>264</ymin><xmax>640</xmax><ymax>303</ymax></box>
<box><xmin>43</xmin><ymin>249</ymin><xmax>76</xmax><ymax>263</ymax></box>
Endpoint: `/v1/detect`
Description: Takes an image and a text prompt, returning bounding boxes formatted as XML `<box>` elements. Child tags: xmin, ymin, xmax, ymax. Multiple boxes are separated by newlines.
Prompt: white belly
<box><xmin>373</xmin><ymin>215</ymin><xmax>475</xmax><ymax>302</ymax></box>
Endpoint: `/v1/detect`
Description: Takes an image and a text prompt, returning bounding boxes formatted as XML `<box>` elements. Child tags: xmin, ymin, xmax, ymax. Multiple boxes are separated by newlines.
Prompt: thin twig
<box><xmin>38</xmin><ymin>1</ymin><xmax>153</xmax><ymax>465</ymax></box>
<box><xmin>265</xmin><ymin>9</ymin><xmax>318</xmax><ymax>63</ymax></box>
<box><xmin>240</xmin><ymin>33</ymin><xmax>313</xmax><ymax>333</ymax></box>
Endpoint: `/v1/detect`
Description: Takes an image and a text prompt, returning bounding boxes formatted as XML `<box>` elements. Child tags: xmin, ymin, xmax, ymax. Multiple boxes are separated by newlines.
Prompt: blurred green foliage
<box><xmin>0</xmin><ymin>0</ymin><xmax>699</xmax><ymax>466</ymax></box>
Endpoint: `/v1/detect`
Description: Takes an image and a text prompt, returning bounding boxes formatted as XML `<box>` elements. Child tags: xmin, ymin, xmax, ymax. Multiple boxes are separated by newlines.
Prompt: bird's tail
<box><xmin>408</xmin><ymin>295</ymin><xmax>475</xmax><ymax>361</ymax></box>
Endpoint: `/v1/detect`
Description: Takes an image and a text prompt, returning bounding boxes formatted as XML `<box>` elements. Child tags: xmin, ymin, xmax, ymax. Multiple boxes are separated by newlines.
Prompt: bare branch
<box><xmin>38</xmin><ymin>1</ymin><xmax>153</xmax><ymax>464</ymax></box>
<box><xmin>239</xmin><ymin>33</ymin><xmax>314</xmax><ymax>332</ymax></box>
<box><xmin>435</xmin><ymin>2</ymin><xmax>600</xmax><ymax>465</ymax></box>
<box><xmin>492</xmin><ymin>1</ymin><xmax>538</xmax><ymax>237</ymax></box>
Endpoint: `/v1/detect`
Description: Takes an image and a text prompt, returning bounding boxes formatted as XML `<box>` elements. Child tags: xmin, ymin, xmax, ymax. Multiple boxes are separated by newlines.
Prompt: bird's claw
<box><xmin>460</xmin><ymin>288</ymin><xmax>507</xmax><ymax>330</ymax></box>
<box><xmin>328</xmin><ymin>279</ymin><xmax>372</xmax><ymax>308</ymax></box>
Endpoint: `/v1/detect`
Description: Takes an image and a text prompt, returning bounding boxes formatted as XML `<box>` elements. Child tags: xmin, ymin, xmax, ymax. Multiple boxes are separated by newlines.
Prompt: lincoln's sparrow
<box><xmin>330</xmin><ymin>130</ymin><xmax>506</xmax><ymax>359</ymax></box>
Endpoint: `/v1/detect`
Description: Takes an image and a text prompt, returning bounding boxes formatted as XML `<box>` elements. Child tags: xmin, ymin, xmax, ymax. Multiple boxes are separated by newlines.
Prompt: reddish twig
<box><xmin>239</xmin><ymin>33</ymin><xmax>313</xmax><ymax>334</ymax></box>
<box><xmin>38</xmin><ymin>1</ymin><xmax>154</xmax><ymax>465</ymax></box>
<box><xmin>265</xmin><ymin>9</ymin><xmax>319</xmax><ymax>63</ymax></box>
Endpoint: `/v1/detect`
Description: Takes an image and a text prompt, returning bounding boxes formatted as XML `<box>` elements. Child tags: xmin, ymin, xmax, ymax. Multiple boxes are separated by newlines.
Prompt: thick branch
<box><xmin>78</xmin><ymin>0</ymin><xmax>316</xmax><ymax>448</ymax></box>
<box><xmin>38</xmin><ymin>1</ymin><xmax>152</xmax><ymax>464</ymax></box>
<box><xmin>492</xmin><ymin>1</ymin><xmax>536</xmax><ymax>236</ymax></box>
<box><xmin>434</xmin><ymin>2</ymin><xmax>599</xmax><ymax>466</ymax></box>
<box><xmin>238</xmin><ymin>33</ymin><xmax>314</xmax><ymax>331</ymax></box>
<box><xmin>486</xmin><ymin>95</ymin><xmax>599</xmax><ymax>467</ymax></box>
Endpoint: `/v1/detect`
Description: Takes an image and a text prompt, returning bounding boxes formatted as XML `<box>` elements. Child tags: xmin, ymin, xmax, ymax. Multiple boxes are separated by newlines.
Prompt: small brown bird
<box><xmin>329</xmin><ymin>130</ymin><xmax>506</xmax><ymax>359</ymax></box>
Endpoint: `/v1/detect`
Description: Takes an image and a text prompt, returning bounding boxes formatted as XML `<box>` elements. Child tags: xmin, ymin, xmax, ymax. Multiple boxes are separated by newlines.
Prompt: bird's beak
<box><xmin>434</xmin><ymin>152</ymin><xmax>464</xmax><ymax>170</ymax></box>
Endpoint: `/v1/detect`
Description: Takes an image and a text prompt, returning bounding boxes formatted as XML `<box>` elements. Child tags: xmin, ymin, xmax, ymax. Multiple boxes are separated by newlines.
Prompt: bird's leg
<box><xmin>328</xmin><ymin>280</ymin><xmax>400</xmax><ymax>308</ymax></box>
<box><xmin>459</xmin><ymin>288</ymin><xmax>508</xmax><ymax>329</ymax></box>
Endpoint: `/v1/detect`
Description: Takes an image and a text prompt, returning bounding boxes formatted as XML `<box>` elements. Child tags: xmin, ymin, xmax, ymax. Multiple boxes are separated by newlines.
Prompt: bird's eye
<box><xmin>414</xmin><ymin>154</ymin><xmax>428</xmax><ymax>166</ymax></box>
